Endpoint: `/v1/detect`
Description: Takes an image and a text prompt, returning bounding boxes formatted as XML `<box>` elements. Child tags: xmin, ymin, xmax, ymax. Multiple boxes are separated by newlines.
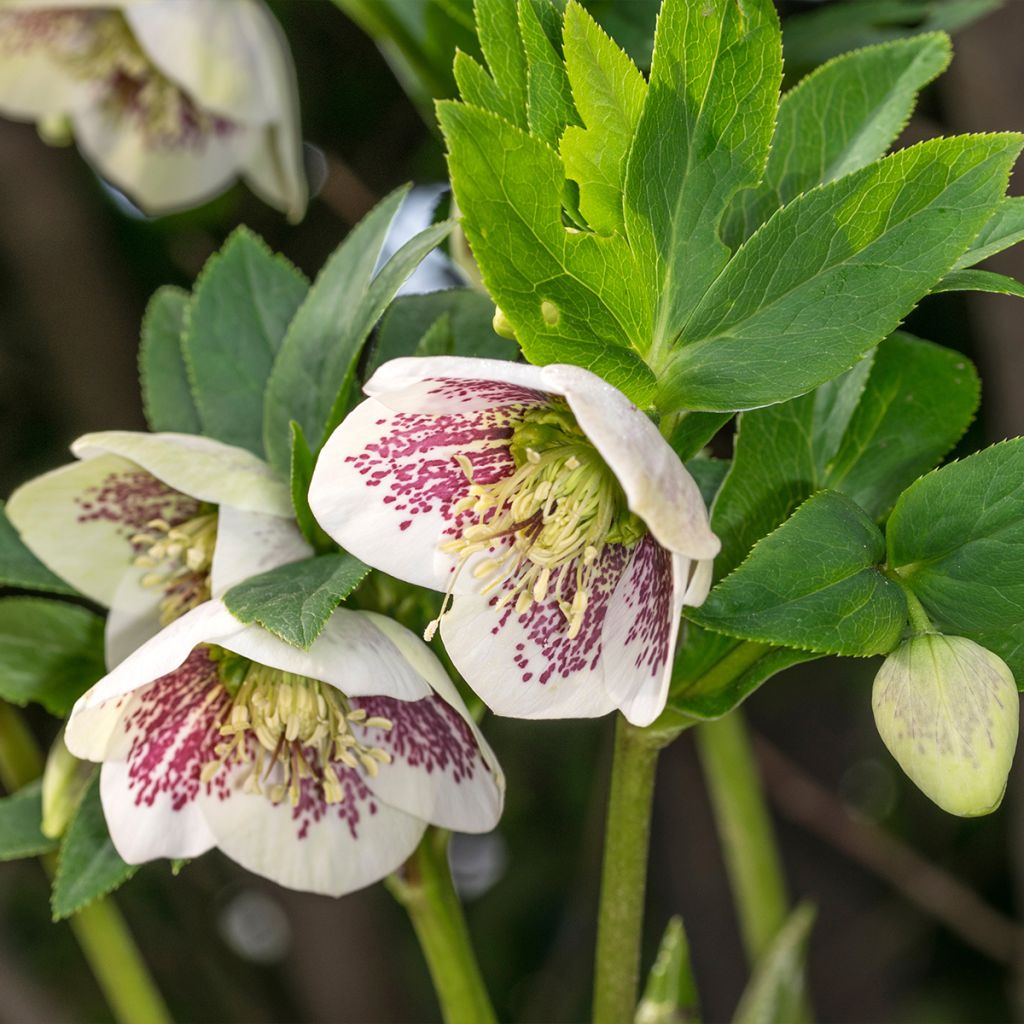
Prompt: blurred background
<box><xmin>2</xmin><ymin>1</ymin><xmax>1024</xmax><ymax>1021</ymax></box>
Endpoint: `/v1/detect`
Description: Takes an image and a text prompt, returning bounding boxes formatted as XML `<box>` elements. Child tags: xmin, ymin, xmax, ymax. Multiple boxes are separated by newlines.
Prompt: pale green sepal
<box><xmin>41</xmin><ymin>730</ymin><xmax>93</xmax><ymax>841</ymax></box>
<box><xmin>872</xmin><ymin>634</ymin><xmax>1020</xmax><ymax>817</ymax></box>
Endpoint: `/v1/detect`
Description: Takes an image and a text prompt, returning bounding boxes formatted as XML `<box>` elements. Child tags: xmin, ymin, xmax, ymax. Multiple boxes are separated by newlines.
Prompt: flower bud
<box><xmin>872</xmin><ymin>634</ymin><xmax>1019</xmax><ymax>817</ymax></box>
<box><xmin>491</xmin><ymin>306</ymin><xmax>517</xmax><ymax>340</ymax></box>
<box><xmin>41</xmin><ymin>730</ymin><xmax>93</xmax><ymax>840</ymax></box>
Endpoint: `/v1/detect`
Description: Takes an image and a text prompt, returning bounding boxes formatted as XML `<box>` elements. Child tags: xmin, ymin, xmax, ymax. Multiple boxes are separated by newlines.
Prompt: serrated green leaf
<box><xmin>184</xmin><ymin>228</ymin><xmax>308</xmax><ymax>456</ymax></box>
<box><xmin>887</xmin><ymin>439</ymin><xmax>1024</xmax><ymax>680</ymax></box>
<box><xmin>368</xmin><ymin>288</ymin><xmax>515</xmax><ymax>371</ymax></box>
<box><xmin>52</xmin><ymin>774</ymin><xmax>136</xmax><ymax>921</ymax></box>
<box><xmin>692</xmin><ymin>491</ymin><xmax>907</xmax><ymax>656</ymax></box>
<box><xmin>560</xmin><ymin>0</ymin><xmax>646</xmax><ymax>235</ymax></box>
<box><xmin>710</xmin><ymin>333</ymin><xmax>978</xmax><ymax>583</ymax></box>
<box><xmin>725</xmin><ymin>33</ymin><xmax>951</xmax><ymax>246</ymax></box>
<box><xmin>224</xmin><ymin>555</ymin><xmax>370</xmax><ymax>649</ymax></box>
<box><xmin>0</xmin><ymin>780</ymin><xmax>57</xmax><ymax>861</ymax></box>
<box><xmin>783</xmin><ymin>0</ymin><xmax>1002</xmax><ymax>79</ymax></box>
<box><xmin>453</xmin><ymin>47</ymin><xmax>510</xmax><ymax>116</ymax></box>
<box><xmin>438</xmin><ymin>100</ymin><xmax>656</xmax><ymax>403</ymax></box>
<box><xmin>635</xmin><ymin>916</ymin><xmax>699</xmax><ymax>1024</ymax></box>
<box><xmin>264</xmin><ymin>189</ymin><xmax>452</xmax><ymax>472</ymax></box>
<box><xmin>476</xmin><ymin>0</ymin><xmax>529</xmax><ymax>127</ymax></box>
<box><xmin>519</xmin><ymin>0</ymin><xmax>578</xmax><ymax>147</ymax></box>
<box><xmin>953</xmin><ymin>196</ymin><xmax>1024</xmax><ymax>269</ymax></box>
<box><xmin>932</xmin><ymin>267</ymin><xmax>1024</xmax><ymax>299</ymax></box>
<box><xmin>662</xmin><ymin>628</ymin><xmax>819</xmax><ymax>722</ymax></box>
<box><xmin>732</xmin><ymin>903</ymin><xmax>816</xmax><ymax>1024</ymax></box>
<box><xmin>289</xmin><ymin>423</ymin><xmax>333</xmax><ymax>553</ymax></box>
<box><xmin>138</xmin><ymin>285</ymin><xmax>200</xmax><ymax>434</ymax></box>
<box><xmin>0</xmin><ymin>501</ymin><xmax>76</xmax><ymax>596</ymax></box>
<box><xmin>625</xmin><ymin>0</ymin><xmax>782</xmax><ymax>353</ymax></box>
<box><xmin>0</xmin><ymin>598</ymin><xmax>105</xmax><ymax>716</ymax></box>
<box><xmin>660</xmin><ymin>134</ymin><xmax>1022</xmax><ymax>412</ymax></box>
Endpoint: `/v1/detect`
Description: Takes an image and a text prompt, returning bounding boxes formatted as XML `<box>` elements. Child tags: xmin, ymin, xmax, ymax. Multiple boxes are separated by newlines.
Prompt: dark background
<box><xmin>2</xmin><ymin>2</ymin><xmax>1024</xmax><ymax>1021</ymax></box>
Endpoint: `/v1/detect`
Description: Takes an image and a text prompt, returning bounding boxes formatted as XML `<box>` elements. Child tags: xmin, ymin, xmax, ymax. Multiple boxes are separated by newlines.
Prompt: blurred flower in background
<box><xmin>0</xmin><ymin>0</ymin><xmax>307</xmax><ymax>220</ymax></box>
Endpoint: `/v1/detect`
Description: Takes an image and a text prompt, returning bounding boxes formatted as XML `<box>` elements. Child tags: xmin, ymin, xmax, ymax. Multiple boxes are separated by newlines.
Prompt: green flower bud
<box><xmin>872</xmin><ymin>634</ymin><xmax>1019</xmax><ymax>817</ymax></box>
<box><xmin>41</xmin><ymin>731</ymin><xmax>93</xmax><ymax>840</ymax></box>
<box><xmin>491</xmin><ymin>306</ymin><xmax>517</xmax><ymax>340</ymax></box>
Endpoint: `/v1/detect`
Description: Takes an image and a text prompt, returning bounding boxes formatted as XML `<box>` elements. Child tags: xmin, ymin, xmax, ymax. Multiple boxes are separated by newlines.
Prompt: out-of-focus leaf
<box><xmin>139</xmin><ymin>285</ymin><xmax>201</xmax><ymax>434</ymax></box>
<box><xmin>0</xmin><ymin>781</ymin><xmax>57</xmax><ymax>862</ymax></box>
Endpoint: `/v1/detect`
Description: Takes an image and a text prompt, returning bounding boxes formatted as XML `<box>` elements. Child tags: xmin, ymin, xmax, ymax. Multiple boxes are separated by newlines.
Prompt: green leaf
<box><xmin>438</xmin><ymin>100</ymin><xmax>656</xmax><ymax>404</ymax></box>
<box><xmin>660</xmin><ymin>134</ymin><xmax>1021</xmax><ymax>412</ymax></box>
<box><xmin>932</xmin><ymin>267</ymin><xmax>1024</xmax><ymax>299</ymax></box>
<box><xmin>138</xmin><ymin>285</ymin><xmax>201</xmax><ymax>434</ymax></box>
<box><xmin>692</xmin><ymin>490</ymin><xmax>908</xmax><ymax>656</ymax></box>
<box><xmin>710</xmin><ymin>333</ymin><xmax>979</xmax><ymax>582</ymax></box>
<box><xmin>263</xmin><ymin>188</ymin><xmax>452</xmax><ymax>472</ymax></box>
<box><xmin>725</xmin><ymin>33</ymin><xmax>951</xmax><ymax>246</ymax></box>
<box><xmin>662</xmin><ymin>629</ymin><xmax>819</xmax><ymax>722</ymax></box>
<box><xmin>368</xmin><ymin>288</ymin><xmax>515</xmax><ymax>371</ymax></box>
<box><xmin>0</xmin><ymin>501</ymin><xmax>76</xmax><ymax>595</ymax></box>
<box><xmin>183</xmin><ymin>228</ymin><xmax>308</xmax><ymax>456</ymax></box>
<box><xmin>519</xmin><ymin>0</ymin><xmax>578</xmax><ymax>147</ymax></box>
<box><xmin>289</xmin><ymin>423</ymin><xmax>333</xmax><ymax>553</ymax></box>
<box><xmin>635</xmin><ymin>916</ymin><xmax>699</xmax><ymax>1024</ymax></box>
<box><xmin>476</xmin><ymin>0</ymin><xmax>529</xmax><ymax>127</ymax></box>
<box><xmin>953</xmin><ymin>196</ymin><xmax>1024</xmax><ymax>269</ymax></box>
<box><xmin>224</xmin><ymin>555</ymin><xmax>370</xmax><ymax>649</ymax></box>
<box><xmin>0</xmin><ymin>781</ymin><xmax>57</xmax><ymax>861</ymax></box>
<box><xmin>52</xmin><ymin>773</ymin><xmax>136</xmax><ymax>921</ymax></box>
<box><xmin>667</xmin><ymin>412</ymin><xmax>731</xmax><ymax>463</ymax></box>
<box><xmin>0</xmin><ymin>598</ymin><xmax>105</xmax><ymax>716</ymax></box>
<box><xmin>782</xmin><ymin>0</ymin><xmax>1002</xmax><ymax>79</ymax></box>
<box><xmin>887</xmin><ymin>439</ymin><xmax>1024</xmax><ymax>679</ymax></box>
<box><xmin>686</xmin><ymin>456</ymin><xmax>730</xmax><ymax>509</ymax></box>
<box><xmin>624</xmin><ymin>0</ymin><xmax>782</xmax><ymax>352</ymax></box>
<box><xmin>453</xmin><ymin>48</ymin><xmax>510</xmax><ymax>117</ymax></box>
<box><xmin>560</xmin><ymin>0</ymin><xmax>646</xmax><ymax>235</ymax></box>
<box><xmin>732</xmin><ymin>903</ymin><xmax>816</xmax><ymax>1024</ymax></box>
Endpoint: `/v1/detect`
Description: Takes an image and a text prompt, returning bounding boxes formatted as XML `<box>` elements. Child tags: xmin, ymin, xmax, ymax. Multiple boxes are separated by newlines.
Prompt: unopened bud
<box><xmin>872</xmin><ymin>634</ymin><xmax>1019</xmax><ymax>817</ymax></box>
<box><xmin>492</xmin><ymin>306</ymin><xmax>517</xmax><ymax>340</ymax></box>
<box><xmin>41</xmin><ymin>731</ymin><xmax>93</xmax><ymax>839</ymax></box>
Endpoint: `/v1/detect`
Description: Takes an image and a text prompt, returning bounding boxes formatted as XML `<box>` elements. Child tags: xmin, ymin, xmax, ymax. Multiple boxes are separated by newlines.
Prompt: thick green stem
<box><xmin>388</xmin><ymin>830</ymin><xmax>497</xmax><ymax>1024</ymax></box>
<box><xmin>0</xmin><ymin>703</ymin><xmax>172</xmax><ymax>1024</ymax></box>
<box><xmin>696</xmin><ymin>711</ymin><xmax>789</xmax><ymax>962</ymax></box>
<box><xmin>593</xmin><ymin>714</ymin><xmax>663</xmax><ymax>1024</ymax></box>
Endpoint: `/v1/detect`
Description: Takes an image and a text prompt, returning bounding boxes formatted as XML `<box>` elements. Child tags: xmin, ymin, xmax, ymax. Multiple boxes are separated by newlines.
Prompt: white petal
<box><xmin>104</xmin><ymin>565</ymin><xmax>166</xmax><ymax>669</ymax></box>
<box><xmin>210</xmin><ymin>505</ymin><xmax>312</xmax><ymax>596</ymax></box>
<box><xmin>439</xmin><ymin>546</ymin><xmax>633</xmax><ymax>720</ymax></box>
<box><xmin>71</xmin><ymin>431</ymin><xmax>291</xmax><ymax>516</ymax></box>
<box><xmin>6</xmin><ymin>453</ymin><xmax>199</xmax><ymax>606</ymax></box>
<box><xmin>309</xmin><ymin>394</ymin><xmax>518</xmax><ymax>591</ymax></box>
<box><xmin>682</xmin><ymin>557</ymin><xmax>714</xmax><ymax>607</ymax></box>
<box><xmin>242</xmin><ymin>120</ymin><xmax>307</xmax><ymax>223</ymax></box>
<box><xmin>601</xmin><ymin>541</ymin><xmax>685</xmax><ymax>727</ymax></box>
<box><xmin>364</xmin><ymin>356</ymin><xmax>550</xmax><ymax>414</ymax></box>
<box><xmin>197</xmin><ymin>760</ymin><xmax>427</xmax><ymax>897</ymax></box>
<box><xmin>123</xmin><ymin>0</ymin><xmax>285</xmax><ymax>124</ymax></box>
<box><xmin>95</xmin><ymin>651</ymin><xmax>226</xmax><ymax>862</ymax></box>
<box><xmin>0</xmin><ymin>43</ymin><xmax>80</xmax><ymax>120</ymax></box>
<box><xmin>350</xmin><ymin>694</ymin><xmax>504</xmax><ymax>834</ymax></box>
<box><xmin>541</xmin><ymin>364</ymin><xmax>720</xmax><ymax>560</ymax></box>
<box><xmin>72</xmin><ymin>101</ymin><xmax>260</xmax><ymax>217</ymax></box>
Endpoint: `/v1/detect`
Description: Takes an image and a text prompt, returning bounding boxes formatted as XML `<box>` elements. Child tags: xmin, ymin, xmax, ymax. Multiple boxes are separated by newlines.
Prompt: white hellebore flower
<box><xmin>64</xmin><ymin>600</ymin><xmax>504</xmax><ymax>896</ymax></box>
<box><xmin>873</xmin><ymin>634</ymin><xmax>1020</xmax><ymax>817</ymax></box>
<box><xmin>0</xmin><ymin>0</ymin><xmax>306</xmax><ymax>220</ymax></box>
<box><xmin>6</xmin><ymin>431</ymin><xmax>311</xmax><ymax>666</ymax></box>
<box><xmin>308</xmin><ymin>357</ymin><xmax>720</xmax><ymax>727</ymax></box>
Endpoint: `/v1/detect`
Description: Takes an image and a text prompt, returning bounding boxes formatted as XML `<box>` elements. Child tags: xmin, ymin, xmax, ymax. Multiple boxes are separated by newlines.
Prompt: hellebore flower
<box><xmin>873</xmin><ymin>633</ymin><xmax>1020</xmax><ymax>817</ymax></box>
<box><xmin>0</xmin><ymin>0</ymin><xmax>306</xmax><ymax>220</ymax></box>
<box><xmin>308</xmin><ymin>357</ymin><xmax>720</xmax><ymax>727</ymax></box>
<box><xmin>64</xmin><ymin>600</ymin><xmax>504</xmax><ymax>895</ymax></box>
<box><xmin>7</xmin><ymin>431</ymin><xmax>311</xmax><ymax>666</ymax></box>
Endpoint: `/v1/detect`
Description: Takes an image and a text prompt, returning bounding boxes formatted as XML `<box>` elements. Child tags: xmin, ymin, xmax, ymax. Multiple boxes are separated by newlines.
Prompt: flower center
<box><xmin>0</xmin><ymin>11</ymin><xmax>232</xmax><ymax>147</ymax></box>
<box><xmin>203</xmin><ymin>653</ymin><xmax>394</xmax><ymax>807</ymax></box>
<box><xmin>132</xmin><ymin>512</ymin><xmax>218</xmax><ymax>625</ymax></box>
<box><xmin>430</xmin><ymin>404</ymin><xmax>644</xmax><ymax>640</ymax></box>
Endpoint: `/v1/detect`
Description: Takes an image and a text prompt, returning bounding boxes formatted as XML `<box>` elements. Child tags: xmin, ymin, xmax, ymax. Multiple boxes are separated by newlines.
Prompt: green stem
<box><xmin>593</xmin><ymin>714</ymin><xmax>663</xmax><ymax>1024</ymax></box>
<box><xmin>388</xmin><ymin>829</ymin><xmax>497</xmax><ymax>1024</ymax></box>
<box><xmin>0</xmin><ymin>703</ymin><xmax>172</xmax><ymax>1024</ymax></box>
<box><xmin>695</xmin><ymin>711</ymin><xmax>789</xmax><ymax>961</ymax></box>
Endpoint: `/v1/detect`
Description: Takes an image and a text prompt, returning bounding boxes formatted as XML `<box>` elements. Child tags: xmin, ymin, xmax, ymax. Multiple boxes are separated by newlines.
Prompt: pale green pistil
<box><xmin>431</xmin><ymin>405</ymin><xmax>643</xmax><ymax>640</ymax></box>
<box><xmin>204</xmin><ymin>656</ymin><xmax>393</xmax><ymax>807</ymax></box>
